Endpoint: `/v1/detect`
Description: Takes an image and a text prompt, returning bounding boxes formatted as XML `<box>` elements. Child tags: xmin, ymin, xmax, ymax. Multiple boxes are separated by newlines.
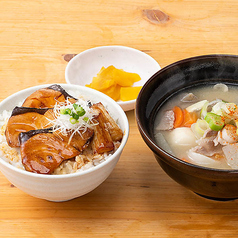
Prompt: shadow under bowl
<box><xmin>136</xmin><ymin>54</ymin><xmax>238</xmax><ymax>200</ymax></box>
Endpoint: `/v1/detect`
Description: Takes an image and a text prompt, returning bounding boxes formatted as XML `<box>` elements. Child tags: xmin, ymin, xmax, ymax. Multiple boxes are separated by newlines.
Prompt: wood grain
<box><xmin>1</xmin><ymin>0</ymin><xmax>238</xmax><ymax>237</ymax></box>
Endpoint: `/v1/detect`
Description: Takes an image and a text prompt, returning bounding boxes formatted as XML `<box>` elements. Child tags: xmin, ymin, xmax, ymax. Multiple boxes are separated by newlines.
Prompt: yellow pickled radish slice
<box><xmin>120</xmin><ymin>86</ymin><xmax>142</xmax><ymax>101</ymax></box>
<box><xmin>86</xmin><ymin>76</ymin><xmax>115</xmax><ymax>91</ymax></box>
<box><xmin>112</xmin><ymin>68</ymin><xmax>141</xmax><ymax>87</ymax></box>
<box><xmin>96</xmin><ymin>65</ymin><xmax>115</xmax><ymax>79</ymax></box>
<box><xmin>86</xmin><ymin>66</ymin><xmax>115</xmax><ymax>91</ymax></box>
<box><xmin>101</xmin><ymin>84</ymin><xmax>121</xmax><ymax>101</ymax></box>
<box><xmin>86</xmin><ymin>65</ymin><xmax>141</xmax><ymax>101</ymax></box>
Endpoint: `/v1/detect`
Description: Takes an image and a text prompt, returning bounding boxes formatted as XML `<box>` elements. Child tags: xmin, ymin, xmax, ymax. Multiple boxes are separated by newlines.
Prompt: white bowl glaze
<box><xmin>65</xmin><ymin>46</ymin><xmax>161</xmax><ymax>111</ymax></box>
<box><xmin>0</xmin><ymin>84</ymin><xmax>129</xmax><ymax>201</ymax></box>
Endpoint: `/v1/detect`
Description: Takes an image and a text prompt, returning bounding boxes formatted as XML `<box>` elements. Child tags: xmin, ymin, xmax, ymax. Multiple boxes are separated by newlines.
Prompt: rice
<box><xmin>0</xmin><ymin>87</ymin><xmax>122</xmax><ymax>175</ymax></box>
<box><xmin>0</xmin><ymin>110</ymin><xmax>25</xmax><ymax>170</ymax></box>
<box><xmin>0</xmin><ymin>107</ymin><xmax>120</xmax><ymax>175</ymax></box>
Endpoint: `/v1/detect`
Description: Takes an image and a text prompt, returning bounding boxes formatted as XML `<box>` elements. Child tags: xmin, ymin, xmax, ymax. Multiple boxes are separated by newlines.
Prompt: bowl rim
<box><xmin>0</xmin><ymin>83</ymin><xmax>129</xmax><ymax>179</ymax></box>
<box><xmin>136</xmin><ymin>54</ymin><xmax>238</xmax><ymax>174</ymax></box>
<box><xmin>65</xmin><ymin>45</ymin><xmax>161</xmax><ymax>110</ymax></box>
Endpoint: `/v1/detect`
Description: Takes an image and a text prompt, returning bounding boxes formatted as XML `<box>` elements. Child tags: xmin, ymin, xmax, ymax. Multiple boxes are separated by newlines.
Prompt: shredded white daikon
<box><xmin>47</xmin><ymin>98</ymin><xmax>98</xmax><ymax>142</ymax></box>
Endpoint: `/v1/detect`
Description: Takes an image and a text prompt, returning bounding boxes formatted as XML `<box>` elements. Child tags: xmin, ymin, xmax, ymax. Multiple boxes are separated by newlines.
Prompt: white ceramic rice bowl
<box><xmin>0</xmin><ymin>84</ymin><xmax>129</xmax><ymax>202</ymax></box>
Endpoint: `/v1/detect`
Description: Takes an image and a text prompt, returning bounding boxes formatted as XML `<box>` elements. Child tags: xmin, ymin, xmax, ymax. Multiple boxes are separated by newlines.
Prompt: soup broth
<box><xmin>154</xmin><ymin>83</ymin><xmax>238</xmax><ymax>170</ymax></box>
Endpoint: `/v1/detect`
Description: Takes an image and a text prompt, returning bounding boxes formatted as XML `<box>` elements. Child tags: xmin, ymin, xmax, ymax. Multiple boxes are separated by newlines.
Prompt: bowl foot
<box><xmin>195</xmin><ymin>193</ymin><xmax>238</xmax><ymax>201</ymax></box>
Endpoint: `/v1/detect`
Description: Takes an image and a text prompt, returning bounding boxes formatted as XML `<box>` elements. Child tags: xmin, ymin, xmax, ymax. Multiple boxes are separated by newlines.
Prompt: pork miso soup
<box><xmin>154</xmin><ymin>83</ymin><xmax>238</xmax><ymax>170</ymax></box>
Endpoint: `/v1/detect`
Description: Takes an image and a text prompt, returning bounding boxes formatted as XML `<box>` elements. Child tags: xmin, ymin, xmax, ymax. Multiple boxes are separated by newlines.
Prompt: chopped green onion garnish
<box><xmin>70</xmin><ymin>117</ymin><xmax>78</xmax><ymax>124</ymax></box>
<box><xmin>59</xmin><ymin>103</ymin><xmax>87</xmax><ymax>125</ymax></box>
<box><xmin>205</xmin><ymin>112</ymin><xmax>224</xmax><ymax>131</ymax></box>
<box><xmin>60</xmin><ymin>108</ymin><xmax>71</xmax><ymax>115</ymax></box>
<box><xmin>73</xmin><ymin>103</ymin><xmax>86</xmax><ymax>116</ymax></box>
<box><xmin>83</xmin><ymin>117</ymin><xmax>89</xmax><ymax>123</ymax></box>
<box><xmin>71</xmin><ymin>112</ymin><xmax>80</xmax><ymax>120</ymax></box>
<box><xmin>60</xmin><ymin>108</ymin><xmax>65</xmax><ymax>114</ymax></box>
<box><xmin>65</xmin><ymin>108</ymin><xmax>72</xmax><ymax>114</ymax></box>
<box><xmin>77</xmin><ymin>109</ymin><xmax>86</xmax><ymax>116</ymax></box>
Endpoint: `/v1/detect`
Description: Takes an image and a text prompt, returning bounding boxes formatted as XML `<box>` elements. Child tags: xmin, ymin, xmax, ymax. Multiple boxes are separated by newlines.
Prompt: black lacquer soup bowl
<box><xmin>136</xmin><ymin>55</ymin><xmax>238</xmax><ymax>200</ymax></box>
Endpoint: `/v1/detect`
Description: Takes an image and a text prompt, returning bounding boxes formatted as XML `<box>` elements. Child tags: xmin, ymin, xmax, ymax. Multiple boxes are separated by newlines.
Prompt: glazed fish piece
<box><xmin>43</xmin><ymin>108</ymin><xmax>55</xmax><ymax>121</ymax></box>
<box><xmin>47</xmin><ymin>84</ymin><xmax>77</xmax><ymax>99</ymax></box>
<box><xmin>53</xmin><ymin>128</ymin><xmax>94</xmax><ymax>152</ymax></box>
<box><xmin>91</xmin><ymin>102</ymin><xmax>123</xmax><ymax>142</ymax></box>
<box><xmin>22</xmin><ymin>84</ymin><xmax>76</xmax><ymax>108</ymax></box>
<box><xmin>5</xmin><ymin>109</ymin><xmax>51</xmax><ymax>147</ymax></box>
<box><xmin>91</xmin><ymin>113</ymin><xmax>115</xmax><ymax>154</ymax></box>
<box><xmin>19</xmin><ymin>131</ymin><xmax>80</xmax><ymax>174</ymax></box>
<box><xmin>43</xmin><ymin>108</ymin><xmax>94</xmax><ymax>151</ymax></box>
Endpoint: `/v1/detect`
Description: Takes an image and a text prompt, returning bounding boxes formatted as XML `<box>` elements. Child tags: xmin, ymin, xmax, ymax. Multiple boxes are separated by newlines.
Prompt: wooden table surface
<box><xmin>1</xmin><ymin>0</ymin><xmax>238</xmax><ymax>237</ymax></box>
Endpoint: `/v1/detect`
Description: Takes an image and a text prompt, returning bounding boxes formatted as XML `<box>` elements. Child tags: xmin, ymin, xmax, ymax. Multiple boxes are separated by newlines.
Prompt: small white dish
<box><xmin>65</xmin><ymin>46</ymin><xmax>161</xmax><ymax>111</ymax></box>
